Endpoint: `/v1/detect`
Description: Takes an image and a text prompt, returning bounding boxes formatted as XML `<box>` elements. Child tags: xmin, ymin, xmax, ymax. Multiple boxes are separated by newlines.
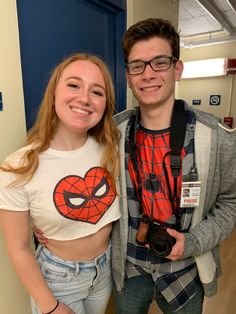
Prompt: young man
<box><xmin>112</xmin><ymin>18</ymin><xmax>236</xmax><ymax>314</ymax></box>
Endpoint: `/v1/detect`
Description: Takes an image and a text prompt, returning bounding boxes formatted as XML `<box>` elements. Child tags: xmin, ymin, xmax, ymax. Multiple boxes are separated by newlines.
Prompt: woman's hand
<box><xmin>50</xmin><ymin>302</ymin><xmax>75</xmax><ymax>314</ymax></box>
<box><xmin>32</xmin><ymin>224</ymin><xmax>48</xmax><ymax>246</ymax></box>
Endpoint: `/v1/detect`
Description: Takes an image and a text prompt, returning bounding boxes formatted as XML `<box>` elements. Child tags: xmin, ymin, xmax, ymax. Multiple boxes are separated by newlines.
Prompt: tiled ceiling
<box><xmin>178</xmin><ymin>0</ymin><xmax>236</xmax><ymax>48</ymax></box>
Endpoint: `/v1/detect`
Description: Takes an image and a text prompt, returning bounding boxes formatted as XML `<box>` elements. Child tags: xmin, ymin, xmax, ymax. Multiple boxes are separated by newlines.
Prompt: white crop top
<box><xmin>0</xmin><ymin>137</ymin><xmax>120</xmax><ymax>240</ymax></box>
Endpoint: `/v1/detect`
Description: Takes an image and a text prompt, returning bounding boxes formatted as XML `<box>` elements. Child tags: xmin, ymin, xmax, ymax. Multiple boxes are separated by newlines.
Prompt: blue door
<box><xmin>16</xmin><ymin>0</ymin><xmax>126</xmax><ymax>129</ymax></box>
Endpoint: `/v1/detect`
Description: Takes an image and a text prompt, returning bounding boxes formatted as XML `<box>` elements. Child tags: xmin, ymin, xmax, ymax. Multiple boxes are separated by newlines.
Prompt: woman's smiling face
<box><xmin>54</xmin><ymin>60</ymin><xmax>107</xmax><ymax>136</ymax></box>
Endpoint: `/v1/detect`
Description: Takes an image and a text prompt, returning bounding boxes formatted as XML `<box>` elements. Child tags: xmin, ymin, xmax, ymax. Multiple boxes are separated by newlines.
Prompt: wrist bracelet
<box><xmin>43</xmin><ymin>300</ymin><xmax>59</xmax><ymax>314</ymax></box>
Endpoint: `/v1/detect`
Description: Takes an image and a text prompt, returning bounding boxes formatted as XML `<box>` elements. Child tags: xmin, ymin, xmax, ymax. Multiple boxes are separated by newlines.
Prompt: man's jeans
<box><xmin>114</xmin><ymin>274</ymin><xmax>204</xmax><ymax>314</ymax></box>
<box><xmin>31</xmin><ymin>244</ymin><xmax>112</xmax><ymax>314</ymax></box>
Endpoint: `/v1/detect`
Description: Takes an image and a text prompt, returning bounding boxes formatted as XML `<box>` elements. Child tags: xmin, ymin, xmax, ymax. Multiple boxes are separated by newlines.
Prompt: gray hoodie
<box><xmin>111</xmin><ymin>102</ymin><xmax>236</xmax><ymax>296</ymax></box>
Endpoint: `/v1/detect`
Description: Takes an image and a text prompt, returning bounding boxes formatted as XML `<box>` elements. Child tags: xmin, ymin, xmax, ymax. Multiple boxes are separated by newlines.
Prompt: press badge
<box><xmin>180</xmin><ymin>181</ymin><xmax>201</xmax><ymax>207</ymax></box>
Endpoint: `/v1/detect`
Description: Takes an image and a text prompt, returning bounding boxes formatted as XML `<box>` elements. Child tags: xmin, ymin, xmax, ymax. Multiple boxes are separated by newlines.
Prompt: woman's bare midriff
<box><xmin>46</xmin><ymin>223</ymin><xmax>112</xmax><ymax>261</ymax></box>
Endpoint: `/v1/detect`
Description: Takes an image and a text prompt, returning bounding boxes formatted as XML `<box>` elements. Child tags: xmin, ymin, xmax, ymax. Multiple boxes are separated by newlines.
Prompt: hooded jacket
<box><xmin>111</xmin><ymin>101</ymin><xmax>236</xmax><ymax>296</ymax></box>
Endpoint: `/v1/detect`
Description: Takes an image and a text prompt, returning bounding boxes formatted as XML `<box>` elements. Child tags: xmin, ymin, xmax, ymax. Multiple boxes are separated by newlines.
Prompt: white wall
<box><xmin>0</xmin><ymin>2</ymin><xmax>30</xmax><ymax>314</ymax></box>
<box><xmin>0</xmin><ymin>2</ymin><xmax>27</xmax><ymax>163</ymax></box>
<box><xmin>127</xmin><ymin>0</ymin><xmax>179</xmax><ymax>28</ymax></box>
<box><xmin>177</xmin><ymin>42</ymin><xmax>236</xmax><ymax>128</ymax></box>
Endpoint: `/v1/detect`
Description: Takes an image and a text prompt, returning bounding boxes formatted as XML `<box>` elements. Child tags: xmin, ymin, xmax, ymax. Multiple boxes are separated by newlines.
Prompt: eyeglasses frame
<box><xmin>126</xmin><ymin>55</ymin><xmax>178</xmax><ymax>75</ymax></box>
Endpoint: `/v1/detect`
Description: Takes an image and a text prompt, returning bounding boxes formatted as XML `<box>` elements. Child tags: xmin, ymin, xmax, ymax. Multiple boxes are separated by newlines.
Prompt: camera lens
<box><xmin>150</xmin><ymin>236</ymin><xmax>172</xmax><ymax>257</ymax></box>
<box><xmin>148</xmin><ymin>228</ymin><xmax>175</xmax><ymax>258</ymax></box>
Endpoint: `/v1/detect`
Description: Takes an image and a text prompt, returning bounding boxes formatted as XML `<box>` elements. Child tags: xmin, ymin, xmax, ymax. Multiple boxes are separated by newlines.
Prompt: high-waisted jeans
<box><xmin>31</xmin><ymin>244</ymin><xmax>112</xmax><ymax>314</ymax></box>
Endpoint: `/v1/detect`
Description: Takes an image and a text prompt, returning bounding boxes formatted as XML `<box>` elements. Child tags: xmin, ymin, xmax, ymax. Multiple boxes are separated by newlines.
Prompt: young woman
<box><xmin>0</xmin><ymin>53</ymin><xmax>120</xmax><ymax>314</ymax></box>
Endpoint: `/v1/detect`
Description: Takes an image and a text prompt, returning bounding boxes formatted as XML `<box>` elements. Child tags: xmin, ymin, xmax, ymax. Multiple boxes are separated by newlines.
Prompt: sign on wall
<box><xmin>209</xmin><ymin>95</ymin><xmax>221</xmax><ymax>106</ymax></box>
<box><xmin>192</xmin><ymin>99</ymin><xmax>201</xmax><ymax>105</ymax></box>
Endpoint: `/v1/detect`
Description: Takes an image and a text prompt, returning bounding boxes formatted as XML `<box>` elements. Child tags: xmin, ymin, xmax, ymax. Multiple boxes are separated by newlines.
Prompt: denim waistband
<box><xmin>35</xmin><ymin>243</ymin><xmax>111</xmax><ymax>272</ymax></box>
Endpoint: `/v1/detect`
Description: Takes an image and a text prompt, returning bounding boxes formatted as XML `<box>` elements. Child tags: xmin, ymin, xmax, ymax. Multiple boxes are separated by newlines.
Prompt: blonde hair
<box><xmin>2</xmin><ymin>53</ymin><xmax>120</xmax><ymax>187</ymax></box>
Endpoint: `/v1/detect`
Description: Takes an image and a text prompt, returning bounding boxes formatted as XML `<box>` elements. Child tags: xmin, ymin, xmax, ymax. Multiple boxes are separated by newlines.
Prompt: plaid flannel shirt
<box><xmin>125</xmin><ymin>108</ymin><xmax>201</xmax><ymax>311</ymax></box>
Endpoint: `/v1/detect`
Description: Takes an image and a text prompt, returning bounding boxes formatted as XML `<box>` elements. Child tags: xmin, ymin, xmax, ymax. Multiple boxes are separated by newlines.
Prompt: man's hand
<box><xmin>165</xmin><ymin>228</ymin><xmax>185</xmax><ymax>261</ymax></box>
<box><xmin>32</xmin><ymin>224</ymin><xmax>48</xmax><ymax>246</ymax></box>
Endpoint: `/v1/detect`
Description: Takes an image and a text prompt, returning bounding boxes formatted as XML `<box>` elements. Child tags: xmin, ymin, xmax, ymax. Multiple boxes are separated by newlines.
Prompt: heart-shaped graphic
<box><xmin>53</xmin><ymin>167</ymin><xmax>115</xmax><ymax>224</ymax></box>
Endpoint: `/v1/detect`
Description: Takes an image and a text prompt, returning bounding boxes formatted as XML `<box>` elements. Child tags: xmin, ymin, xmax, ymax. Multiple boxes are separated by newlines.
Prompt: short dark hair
<box><xmin>122</xmin><ymin>18</ymin><xmax>180</xmax><ymax>64</ymax></box>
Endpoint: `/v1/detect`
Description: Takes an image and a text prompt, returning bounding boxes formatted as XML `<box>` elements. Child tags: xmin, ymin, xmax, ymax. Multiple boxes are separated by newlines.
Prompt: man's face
<box><xmin>126</xmin><ymin>37</ymin><xmax>183</xmax><ymax>110</ymax></box>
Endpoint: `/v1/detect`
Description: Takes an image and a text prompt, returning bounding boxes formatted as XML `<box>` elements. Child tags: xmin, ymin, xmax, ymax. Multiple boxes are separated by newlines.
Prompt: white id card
<box><xmin>180</xmin><ymin>181</ymin><xmax>201</xmax><ymax>207</ymax></box>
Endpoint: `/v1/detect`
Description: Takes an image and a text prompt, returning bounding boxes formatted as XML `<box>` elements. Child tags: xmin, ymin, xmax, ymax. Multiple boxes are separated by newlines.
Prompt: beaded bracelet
<box><xmin>43</xmin><ymin>300</ymin><xmax>59</xmax><ymax>314</ymax></box>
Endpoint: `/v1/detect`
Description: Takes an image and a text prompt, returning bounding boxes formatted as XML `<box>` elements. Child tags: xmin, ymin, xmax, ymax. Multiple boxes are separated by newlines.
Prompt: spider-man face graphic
<box><xmin>53</xmin><ymin>167</ymin><xmax>115</xmax><ymax>224</ymax></box>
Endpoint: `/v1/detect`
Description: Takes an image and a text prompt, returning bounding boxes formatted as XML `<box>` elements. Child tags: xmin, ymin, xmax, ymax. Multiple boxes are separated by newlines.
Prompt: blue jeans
<box><xmin>31</xmin><ymin>244</ymin><xmax>112</xmax><ymax>314</ymax></box>
<box><xmin>114</xmin><ymin>274</ymin><xmax>204</xmax><ymax>314</ymax></box>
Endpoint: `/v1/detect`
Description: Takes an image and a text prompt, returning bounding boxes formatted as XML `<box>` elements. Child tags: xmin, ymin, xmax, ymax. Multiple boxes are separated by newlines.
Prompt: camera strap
<box><xmin>129</xmin><ymin>109</ymin><xmax>143</xmax><ymax>213</ymax></box>
<box><xmin>129</xmin><ymin>100</ymin><xmax>187</xmax><ymax>223</ymax></box>
<box><xmin>162</xmin><ymin>100</ymin><xmax>187</xmax><ymax>221</ymax></box>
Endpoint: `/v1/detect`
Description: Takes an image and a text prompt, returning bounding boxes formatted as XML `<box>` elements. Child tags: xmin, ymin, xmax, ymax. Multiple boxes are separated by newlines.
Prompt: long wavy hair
<box><xmin>1</xmin><ymin>53</ymin><xmax>120</xmax><ymax>188</ymax></box>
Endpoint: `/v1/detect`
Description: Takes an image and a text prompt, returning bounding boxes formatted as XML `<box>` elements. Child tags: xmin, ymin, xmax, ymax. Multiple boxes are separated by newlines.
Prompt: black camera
<box><xmin>136</xmin><ymin>216</ymin><xmax>176</xmax><ymax>258</ymax></box>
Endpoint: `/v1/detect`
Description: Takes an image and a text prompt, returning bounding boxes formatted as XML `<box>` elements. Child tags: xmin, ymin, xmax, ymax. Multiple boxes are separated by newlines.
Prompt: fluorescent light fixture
<box><xmin>182</xmin><ymin>58</ymin><xmax>227</xmax><ymax>79</ymax></box>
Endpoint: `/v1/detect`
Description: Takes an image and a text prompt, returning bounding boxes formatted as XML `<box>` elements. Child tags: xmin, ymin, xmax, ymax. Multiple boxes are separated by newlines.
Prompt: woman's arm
<box><xmin>0</xmin><ymin>209</ymin><xmax>74</xmax><ymax>313</ymax></box>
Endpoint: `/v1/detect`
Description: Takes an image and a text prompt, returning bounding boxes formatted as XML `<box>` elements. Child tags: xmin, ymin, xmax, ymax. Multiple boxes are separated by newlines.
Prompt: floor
<box><xmin>106</xmin><ymin>228</ymin><xmax>236</xmax><ymax>314</ymax></box>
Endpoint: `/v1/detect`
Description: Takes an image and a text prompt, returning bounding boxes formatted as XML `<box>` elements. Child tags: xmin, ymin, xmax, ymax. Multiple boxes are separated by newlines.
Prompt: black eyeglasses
<box><xmin>126</xmin><ymin>56</ymin><xmax>178</xmax><ymax>75</ymax></box>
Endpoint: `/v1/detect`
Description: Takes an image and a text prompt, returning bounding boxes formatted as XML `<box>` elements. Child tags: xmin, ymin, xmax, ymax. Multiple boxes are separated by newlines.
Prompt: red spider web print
<box><xmin>129</xmin><ymin>129</ymin><xmax>185</xmax><ymax>222</ymax></box>
<box><xmin>53</xmin><ymin>167</ymin><xmax>116</xmax><ymax>224</ymax></box>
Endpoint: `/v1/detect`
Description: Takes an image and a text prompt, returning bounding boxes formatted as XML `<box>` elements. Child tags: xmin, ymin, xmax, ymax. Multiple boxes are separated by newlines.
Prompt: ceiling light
<box><xmin>182</xmin><ymin>58</ymin><xmax>227</xmax><ymax>79</ymax></box>
<box><xmin>181</xmin><ymin>35</ymin><xmax>236</xmax><ymax>48</ymax></box>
